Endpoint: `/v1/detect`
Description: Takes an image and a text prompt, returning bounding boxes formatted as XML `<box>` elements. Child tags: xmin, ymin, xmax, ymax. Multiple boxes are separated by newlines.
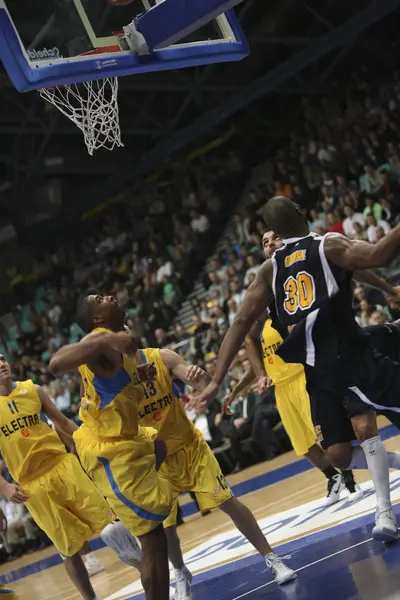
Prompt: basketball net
<box><xmin>40</xmin><ymin>77</ymin><xmax>123</xmax><ymax>156</ymax></box>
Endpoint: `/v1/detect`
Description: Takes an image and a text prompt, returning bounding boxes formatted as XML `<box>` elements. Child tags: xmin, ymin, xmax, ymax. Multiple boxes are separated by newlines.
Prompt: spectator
<box><xmin>326</xmin><ymin>210</ymin><xmax>345</xmax><ymax>235</ymax></box>
<box><xmin>364</xmin><ymin>164</ymin><xmax>381</xmax><ymax>195</ymax></box>
<box><xmin>243</xmin><ymin>255</ymin><xmax>261</xmax><ymax>287</ymax></box>
<box><xmin>228</xmin><ymin>386</ymin><xmax>258</xmax><ymax>472</ymax></box>
<box><xmin>342</xmin><ymin>205</ymin><xmax>365</xmax><ymax>239</ymax></box>
<box><xmin>365</xmin><ymin>214</ymin><xmax>391</xmax><ymax>243</ymax></box>
<box><xmin>191</xmin><ymin>401</ymin><xmax>223</xmax><ymax>449</ymax></box>
<box><xmin>190</xmin><ymin>211</ymin><xmax>209</xmax><ymax>234</ymax></box>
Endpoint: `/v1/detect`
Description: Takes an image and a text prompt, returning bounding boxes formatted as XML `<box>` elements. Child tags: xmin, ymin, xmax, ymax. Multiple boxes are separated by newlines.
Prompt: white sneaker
<box><xmin>324</xmin><ymin>474</ymin><xmax>345</xmax><ymax>506</ymax></box>
<box><xmin>174</xmin><ymin>566</ymin><xmax>193</xmax><ymax>600</ymax></box>
<box><xmin>265</xmin><ymin>553</ymin><xmax>297</xmax><ymax>585</ymax></box>
<box><xmin>84</xmin><ymin>553</ymin><xmax>105</xmax><ymax>577</ymax></box>
<box><xmin>372</xmin><ymin>508</ymin><xmax>399</xmax><ymax>543</ymax></box>
<box><xmin>347</xmin><ymin>484</ymin><xmax>364</xmax><ymax>504</ymax></box>
<box><xmin>101</xmin><ymin>521</ymin><xmax>141</xmax><ymax>569</ymax></box>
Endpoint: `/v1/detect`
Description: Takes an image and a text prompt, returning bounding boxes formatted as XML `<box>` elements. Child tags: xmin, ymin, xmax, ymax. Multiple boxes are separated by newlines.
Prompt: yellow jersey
<box><xmin>138</xmin><ymin>348</ymin><xmax>196</xmax><ymax>455</ymax></box>
<box><xmin>0</xmin><ymin>380</ymin><xmax>66</xmax><ymax>483</ymax></box>
<box><xmin>261</xmin><ymin>319</ymin><xmax>304</xmax><ymax>386</ymax></box>
<box><xmin>79</xmin><ymin>328</ymin><xmax>142</xmax><ymax>440</ymax></box>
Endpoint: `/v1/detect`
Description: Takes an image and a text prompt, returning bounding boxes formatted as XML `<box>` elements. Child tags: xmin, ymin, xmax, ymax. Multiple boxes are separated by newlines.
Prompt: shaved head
<box><xmin>260</xmin><ymin>196</ymin><xmax>308</xmax><ymax>238</ymax></box>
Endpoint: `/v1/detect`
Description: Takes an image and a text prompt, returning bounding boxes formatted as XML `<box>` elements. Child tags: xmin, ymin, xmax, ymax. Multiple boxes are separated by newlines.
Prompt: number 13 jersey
<box><xmin>272</xmin><ymin>233</ymin><xmax>352</xmax><ymax>335</ymax></box>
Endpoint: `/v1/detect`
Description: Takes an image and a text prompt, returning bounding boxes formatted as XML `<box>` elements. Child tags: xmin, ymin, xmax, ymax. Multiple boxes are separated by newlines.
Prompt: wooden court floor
<box><xmin>3</xmin><ymin>418</ymin><xmax>400</xmax><ymax>600</ymax></box>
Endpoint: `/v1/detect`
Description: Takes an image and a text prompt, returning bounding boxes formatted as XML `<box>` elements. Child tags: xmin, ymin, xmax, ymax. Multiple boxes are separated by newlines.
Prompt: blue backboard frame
<box><xmin>0</xmin><ymin>1</ymin><xmax>249</xmax><ymax>93</ymax></box>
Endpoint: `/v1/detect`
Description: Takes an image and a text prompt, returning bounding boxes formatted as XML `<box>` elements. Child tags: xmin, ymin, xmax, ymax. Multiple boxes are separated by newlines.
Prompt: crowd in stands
<box><xmin>2</xmin><ymin>66</ymin><xmax>400</xmax><ymax>558</ymax></box>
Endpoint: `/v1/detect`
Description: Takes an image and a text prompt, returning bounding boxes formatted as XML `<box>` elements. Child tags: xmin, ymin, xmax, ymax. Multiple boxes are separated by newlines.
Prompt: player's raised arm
<box><xmin>245</xmin><ymin>315</ymin><xmax>267</xmax><ymax>379</ymax></box>
<box><xmin>160</xmin><ymin>348</ymin><xmax>211</xmax><ymax>391</ymax></box>
<box><xmin>199</xmin><ymin>261</ymin><xmax>274</xmax><ymax>404</ymax></box>
<box><xmin>325</xmin><ymin>226</ymin><xmax>400</xmax><ymax>270</ymax></box>
<box><xmin>49</xmin><ymin>331</ymin><xmax>136</xmax><ymax>375</ymax></box>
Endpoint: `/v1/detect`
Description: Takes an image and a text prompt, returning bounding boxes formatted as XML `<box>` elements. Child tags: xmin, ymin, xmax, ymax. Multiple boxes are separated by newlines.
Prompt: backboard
<box><xmin>0</xmin><ymin>0</ymin><xmax>249</xmax><ymax>92</ymax></box>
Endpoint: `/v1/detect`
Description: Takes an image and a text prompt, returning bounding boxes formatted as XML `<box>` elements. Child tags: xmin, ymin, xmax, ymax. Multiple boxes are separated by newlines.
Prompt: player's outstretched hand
<box><xmin>257</xmin><ymin>375</ymin><xmax>271</xmax><ymax>395</ymax></box>
<box><xmin>108</xmin><ymin>332</ymin><xmax>137</xmax><ymax>355</ymax></box>
<box><xmin>222</xmin><ymin>394</ymin><xmax>235</xmax><ymax>416</ymax></box>
<box><xmin>198</xmin><ymin>381</ymin><xmax>220</xmax><ymax>407</ymax></box>
<box><xmin>186</xmin><ymin>365</ymin><xmax>203</xmax><ymax>385</ymax></box>
<box><xmin>138</xmin><ymin>362</ymin><xmax>157</xmax><ymax>382</ymax></box>
<box><xmin>3</xmin><ymin>483</ymin><xmax>28</xmax><ymax>504</ymax></box>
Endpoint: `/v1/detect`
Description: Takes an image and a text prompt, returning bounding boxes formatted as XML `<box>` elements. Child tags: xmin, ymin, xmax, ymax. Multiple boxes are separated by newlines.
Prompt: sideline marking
<box><xmin>231</xmin><ymin>538</ymin><xmax>373</xmax><ymax>599</ymax></box>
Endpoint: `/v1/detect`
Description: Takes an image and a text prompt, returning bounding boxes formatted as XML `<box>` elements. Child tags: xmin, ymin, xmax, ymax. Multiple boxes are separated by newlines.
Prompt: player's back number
<box><xmin>283</xmin><ymin>272</ymin><xmax>315</xmax><ymax>315</ymax></box>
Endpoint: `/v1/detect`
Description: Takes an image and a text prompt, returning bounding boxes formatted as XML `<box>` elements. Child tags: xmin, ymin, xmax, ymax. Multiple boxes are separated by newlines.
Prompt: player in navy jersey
<box><xmin>199</xmin><ymin>196</ymin><xmax>400</xmax><ymax>542</ymax></box>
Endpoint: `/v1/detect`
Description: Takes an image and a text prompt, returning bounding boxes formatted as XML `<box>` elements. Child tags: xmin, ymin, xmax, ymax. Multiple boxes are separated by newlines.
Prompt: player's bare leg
<box><xmin>164</xmin><ymin>525</ymin><xmax>193</xmax><ymax>599</ymax></box>
<box><xmin>139</xmin><ymin>524</ymin><xmax>169</xmax><ymax>600</ymax></box>
<box><xmin>64</xmin><ymin>553</ymin><xmax>99</xmax><ymax>600</ymax></box>
<box><xmin>80</xmin><ymin>541</ymin><xmax>104</xmax><ymax>576</ymax></box>
<box><xmin>304</xmin><ymin>444</ymin><xmax>362</xmax><ymax>505</ymax></box>
<box><xmin>164</xmin><ymin>525</ymin><xmax>184</xmax><ymax>568</ymax></box>
<box><xmin>219</xmin><ymin>497</ymin><xmax>296</xmax><ymax>584</ymax></box>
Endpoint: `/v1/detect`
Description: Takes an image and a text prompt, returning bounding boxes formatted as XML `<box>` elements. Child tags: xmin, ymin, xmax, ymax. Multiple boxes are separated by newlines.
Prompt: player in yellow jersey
<box><xmin>50</xmin><ymin>295</ymin><xmax>172</xmax><ymax>600</ymax></box>
<box><xmin>102</xmin><ymin>345</ymin><xmax>296</xmax><ymax>597</ymax></box>
<box><xmin>0</xmin><ymin>355</ymin><xmax>113</xmax><ymax>600</ymax></box>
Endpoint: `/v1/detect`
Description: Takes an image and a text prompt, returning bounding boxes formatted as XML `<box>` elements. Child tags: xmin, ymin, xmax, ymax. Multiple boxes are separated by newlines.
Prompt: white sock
<box><xmin>361</xmin><ymin>436</ymin><xmax>392</xmax><ymax>511</ymax></box>
<box><xmin>174</xmin><ymin>567</ymin><xmax>188</xmax><ymax>579</ymax></box>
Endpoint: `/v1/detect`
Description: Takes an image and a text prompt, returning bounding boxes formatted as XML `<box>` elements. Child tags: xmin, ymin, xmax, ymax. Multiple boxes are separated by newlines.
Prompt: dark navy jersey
<box><xmin>365</xmin><ymin>322</ymin><xmax>400</xmax><ymax>363</ymax></box>
<box><xmin>272</xmin><ymin>233</ymin><xmax>354</xmax><ymax>335</ymax></box>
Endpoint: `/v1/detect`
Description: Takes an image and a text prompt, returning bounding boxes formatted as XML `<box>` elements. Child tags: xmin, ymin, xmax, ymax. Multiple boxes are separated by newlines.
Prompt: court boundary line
<box><xmin>231</xmin><ymin>537</ymin><xmax>373</xmax><ymax>599</ymax></box>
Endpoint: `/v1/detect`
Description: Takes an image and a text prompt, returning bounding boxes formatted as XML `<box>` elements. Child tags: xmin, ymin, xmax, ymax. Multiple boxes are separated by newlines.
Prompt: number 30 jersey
<box><xmin>272</xmin><ymin>233</ymin><xmax>353</xmax><ymax>335</ymax></box>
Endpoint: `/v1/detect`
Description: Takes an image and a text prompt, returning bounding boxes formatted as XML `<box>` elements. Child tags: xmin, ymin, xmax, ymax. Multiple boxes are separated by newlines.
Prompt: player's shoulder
<box><xmin>81</xmin><ymin>330</ymin><xmax>109</xmax><ymax>342</ymax></box>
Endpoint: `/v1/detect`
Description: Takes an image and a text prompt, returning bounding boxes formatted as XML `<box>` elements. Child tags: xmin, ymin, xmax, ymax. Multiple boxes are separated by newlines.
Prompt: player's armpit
<box><xmin>325</xmin><ymin>225</ymin><xmax>400</xmax><ymax>270</ymax></box>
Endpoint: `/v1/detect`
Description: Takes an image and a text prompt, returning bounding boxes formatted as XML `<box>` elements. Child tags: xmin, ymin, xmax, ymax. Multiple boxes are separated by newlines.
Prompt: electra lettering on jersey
<box><xmin>138</xmin><ymin>392</ymin><xmax>173</xmax><ymax>419</ymax></box>
<box><xmin>261</xmin><ymin>341</ymin><xmax>281</xmax><ymax>358</ymax></box>
<box><xmin>0</xmin><ymin>414</ymin><xmax>40</xmax><ymax>438</ymax></box>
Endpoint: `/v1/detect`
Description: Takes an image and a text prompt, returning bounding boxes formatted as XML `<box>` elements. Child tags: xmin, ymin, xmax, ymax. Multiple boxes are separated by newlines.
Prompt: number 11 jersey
<box><xmin>0</xmin><ymin>380</ymin><xmax>66</xmax><ymax>483</ymax></box>
<box><xmin>272</xmin><ymin>233</ymin><xmax>353</xmax><ymax>335</ymax></box>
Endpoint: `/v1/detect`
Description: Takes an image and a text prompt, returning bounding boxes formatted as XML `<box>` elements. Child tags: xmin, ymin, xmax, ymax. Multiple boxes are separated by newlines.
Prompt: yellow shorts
<box><xmin>0</xmin><ymin>585</ymin><xmax>18</xmax><ymax>599</ymax></box>
<box><xmin>161</xmin><ymin>429</ymin><xmax>233</xmax><ymax>528</ymax></box>
<box><xmin>20</xmin><ymin>453</ymin><xmax>113</xmax><ymax>558</ymax></box>
<box><xmin>275</xmin><ymin>372</ymin><xmax>316</xmax><ymax>456</ymax></box>
<box><xmin>74</xmin><ymin>426</ymin><xmax>172</xmax><ymax>537</ymax></box>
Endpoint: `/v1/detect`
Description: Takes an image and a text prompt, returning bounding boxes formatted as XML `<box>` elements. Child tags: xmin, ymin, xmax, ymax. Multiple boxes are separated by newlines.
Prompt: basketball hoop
<box><xmin>40</xmin><ymin>77</ymin><xmax>123</xmax><ymax>156</ymax></box>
